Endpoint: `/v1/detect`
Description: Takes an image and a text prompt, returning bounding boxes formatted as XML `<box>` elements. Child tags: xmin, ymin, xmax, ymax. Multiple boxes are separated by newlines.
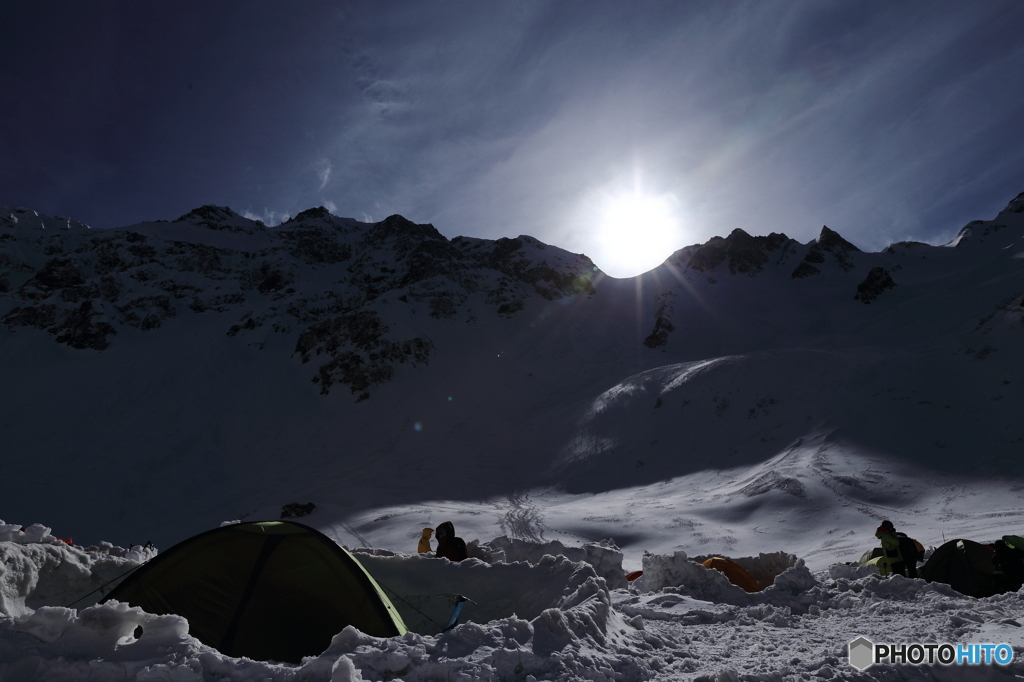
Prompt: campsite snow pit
<box><xmin>354</xmin><ymin>549</ymin><xmax>614</xmax><ymax>634</ymax></box>
<box><xmin>469</xmin><ymin>536</ymin><xmax>628</xmax><ymax>589</ymax></box>
<box><xmin>7</xmin><ymin>521</ymin><xmax>1024</xmax><ymax>681</ymax></box>
<box><xmin>631</xmin><ymin>550</ymin><xmax>802</xmax><ymax>603</ymax></box>
<box><xmin>0</xmin><ymin>528</ymin><xmax>154</xmax><ymax>617</ymax></box>
<box><xmin>100</xmin><ymin>521</ymin><xmax>407</xmax><ymax>664</ymax></box>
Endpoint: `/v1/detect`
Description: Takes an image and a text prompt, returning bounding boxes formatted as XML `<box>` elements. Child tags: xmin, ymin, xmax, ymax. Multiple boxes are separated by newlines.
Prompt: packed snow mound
<box><xmin>715</xmin><ymin>551</ymin><xmax>799</xmax><ymax>590</ymax></box>
<box><xmin>828</xmin><ymin>561</ymin><xmax>881</xmax><ymax>580</ymax></box>
<box><xmin>355</xmin><ymin>552</ymin><xmax>606</xmax><ymax>634</ymax></box>
<box><xmin>0</xmin><ymin>523</ymin><xmax>64</xmax><ymax>545</ymax></box>
<box><xmin>0</xmin><ymin>524</ymin><xmax>656</xmax><ymax>681</ymax></box>
<box><xmin>0</xmin><ymin>522</ymin><xmax>155</xmax><ymax>617</ymax></box>
<box><xmin>631</xmin><ymin>549</ymin><xmax>806</xmax><ymax>606</ymax></box>
<box><xmin>472</xmin><ymin>535</ymin><xmax>627</xmax><ymax>589</ymax></box>
<box><xmin>5</xmin><ymin>521</ymin><xmax>1024</xmax><ymax>680</ymax></box>
<box><xmin>344</xmin><ymin>536</ymin><xmax>627</xmax><ymax>633</ymax></box>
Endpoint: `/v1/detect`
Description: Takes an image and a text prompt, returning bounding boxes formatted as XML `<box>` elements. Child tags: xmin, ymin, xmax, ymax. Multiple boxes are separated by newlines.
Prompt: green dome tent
<box><xmin>919</xmin><ymin>538</ymin><xmax>1000</xmax><ymax>598</ymax></box>
<box><xmin>103</xmin><ymin>521</ymin><xmax>407</xmax><ymax>663</ymax></box>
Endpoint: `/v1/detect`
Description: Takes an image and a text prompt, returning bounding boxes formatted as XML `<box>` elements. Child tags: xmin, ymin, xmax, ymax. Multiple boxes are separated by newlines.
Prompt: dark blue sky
<box><xmin>3</xmin><ymin>1</ymin><xmax>1023</xmax><ymax>276</ymax></box>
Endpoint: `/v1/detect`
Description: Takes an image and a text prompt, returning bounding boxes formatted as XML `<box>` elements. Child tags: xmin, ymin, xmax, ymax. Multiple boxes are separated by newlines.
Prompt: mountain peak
<box><xmin>681</xmin><ymin>228</ymin><xmax>794</xmax><ymax>276</ymax></box>
<box><xmin>363</xmin><ymin>215</ymin><xmax>445</xmax><ymax>247</ymax></box>
<box><xmin>814</xmin><ymin>226</ymin><xmax>860</xmax><ymax>252</ymax></box>
<box><xmin>1004</xmin><ymin>191</ymin><xmax>1024</xmax><ymax>214</ymax></box>
<box><xmin>286</xmin><ymin>206</ymin><xmax>334</xmax><ymax>224</ymax></box>
<box><xmin>174</xmin><ymin>205</ymin><xmax>241</xmax><ymax>223</ymax></box>
<box><xmin>173</xmin><ymin>205</ymin><xmax>264</xmax><ymax>233</ymax></box>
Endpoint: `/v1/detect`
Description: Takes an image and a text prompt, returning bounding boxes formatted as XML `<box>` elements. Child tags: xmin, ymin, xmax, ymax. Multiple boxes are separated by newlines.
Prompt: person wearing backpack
<box><xmin>875</xmin><ymin>520</ymin><xmax>905</xmax><ymax>577</ymax></box>
<box><xmin>896</xmin><ymin>531</ymin><xmax>923</xmax><ymax>579</ymax></box>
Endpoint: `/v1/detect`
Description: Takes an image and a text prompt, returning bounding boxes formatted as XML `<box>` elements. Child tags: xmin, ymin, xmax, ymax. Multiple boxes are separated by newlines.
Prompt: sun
<box><xmin>594</xmin><ymin>191</ymin><xmax>684</xmax><ymax>278</ymax></box>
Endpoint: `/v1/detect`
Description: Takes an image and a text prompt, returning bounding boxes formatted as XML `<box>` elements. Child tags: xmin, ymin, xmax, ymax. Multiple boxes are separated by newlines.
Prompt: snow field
<box><xmin>3</xmin><ymin>527</ymin><xmax>1024</xmax><ymax>681</ymax></box>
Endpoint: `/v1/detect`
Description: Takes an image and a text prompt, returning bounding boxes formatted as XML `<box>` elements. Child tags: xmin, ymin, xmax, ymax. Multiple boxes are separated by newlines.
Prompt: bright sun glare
<box><xmin>595</xmin><ymin>192</ymin><xmax>683</xmax><ymax>278</ymax></box>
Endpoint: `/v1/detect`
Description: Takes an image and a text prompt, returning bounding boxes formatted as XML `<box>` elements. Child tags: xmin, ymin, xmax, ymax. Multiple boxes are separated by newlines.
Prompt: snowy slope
<box><xmin>3</xmin><ymin>528</ymin><xmax>1024</xmax><ymax>681</ymax></box>
<box><xmin>1</xmin><ymin>195</ymin><xmax>1023</xmax><ymax>569</ymax></box>
<box><xmin>2</xmin><ymin>194</ymin><xmax>1024</xmax><ymax>680</ymax></box>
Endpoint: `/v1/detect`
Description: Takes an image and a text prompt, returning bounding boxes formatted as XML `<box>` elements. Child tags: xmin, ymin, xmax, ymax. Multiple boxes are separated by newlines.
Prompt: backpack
<box><xmin>897</xmin><ymin>532</ymin><xmax>922</xmax><ymax>564</ymax></box>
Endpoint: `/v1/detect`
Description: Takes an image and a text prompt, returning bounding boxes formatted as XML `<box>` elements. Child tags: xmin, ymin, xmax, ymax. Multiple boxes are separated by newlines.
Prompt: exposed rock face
<box><xmin>815</xmin><ymin>226</ymin><xmax>860</xmax><ymax>254</ymax></box>
<box><xmin>643</xmin><ymin>294</ymin><xmax>675</xmax><ymax>348</ymax></box>
<box><xmin>791</xmin><ymin>226</ymin><xmax>859</xmax><ymax>278</ymax></box>
<box><xmin>1006</xmin><ymin>191</ymin><xmax>1024</xmax><ymax>214</ymax></box>
<box><xmin>0</xmin><ymin>205</ymin><xmax>597</xmax><ymax>399</ymax></box>
<box><xmin>295</xmin><ymin>310</ymin><xmax>433</xmax><ymax>399</ymax></box>
<box><xmin>279</xmin><ymin>230</ymin><xmax>352</xmax><ymax>265</ymax></box>
<box><xmin>2</xmin><ymin>304</ymin><xmax>59</xmax><ymax>331</ymax></box>
<box><xmin>790</xmin><ymin>261</ymin><xmax>821</xmax><ymax>279</ymax></box>
<box><xmin>173</xmin><ymin>205</ymin><xmax>259</xmax><ymax>233</ymax></box>
<box><xmin>687</xmin><ymin>229</ymin><xmax>793</xmax><ymax>276</ymax></box>
<box><xmin>30</xmin><ymin>258</ymin><xmax>85</xmax><ymax>291</ymax></box>
<box><xmin>53</xmin><ymin>300</ymin><xmax>118</xmax><ymax>350</ymax></box>
<box><xmin>854</xmin><ymin>267</ymin><xmax>896</xmax><ymax>304</ymax></box>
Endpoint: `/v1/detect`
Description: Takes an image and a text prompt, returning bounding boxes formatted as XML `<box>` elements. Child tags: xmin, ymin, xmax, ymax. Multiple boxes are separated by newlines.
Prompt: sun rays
<box><xmin>593</xmin><ymin>189</ymin><xmax>685</xmax><ymax>279</ymax></box>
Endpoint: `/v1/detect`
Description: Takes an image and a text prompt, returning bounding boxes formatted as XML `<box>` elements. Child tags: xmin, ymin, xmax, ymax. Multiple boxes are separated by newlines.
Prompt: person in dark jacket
<box><xmin>875</xmin><ymin>520</ymin><xmax>906</xmax><ymax>577</ymax></box>
<box><xmin>896</xmin><ymin>531</ymin><xmax>922</xmax><ymax>579</ymax></box>
<box><xmin>434</xmin><ymin>521</ymin><xmax>467</xmax><ymax>562</ymax></box>
<box><xmin>992</xmin><ymin>540</ymin><xmax>1024</xmax><ymax>592</ymax></box>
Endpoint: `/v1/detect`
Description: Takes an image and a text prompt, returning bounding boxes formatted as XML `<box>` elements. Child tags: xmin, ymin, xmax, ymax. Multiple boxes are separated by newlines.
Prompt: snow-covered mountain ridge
<box><xmin>1</xmin><ymin>194</ymin><xmax>1023</xmax><ymax>565</ymax></box>
<box><xmin>1</xmin><ymin>205</ymin><xmax>597</xmax><ymax>398</ymax></box>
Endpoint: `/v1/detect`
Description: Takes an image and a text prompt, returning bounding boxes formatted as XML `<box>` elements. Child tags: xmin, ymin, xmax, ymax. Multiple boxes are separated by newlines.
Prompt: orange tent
<box><xmin>701</xmin><ymin>557</ymin><xmax>763</xmax><ymax>592</ymax></box>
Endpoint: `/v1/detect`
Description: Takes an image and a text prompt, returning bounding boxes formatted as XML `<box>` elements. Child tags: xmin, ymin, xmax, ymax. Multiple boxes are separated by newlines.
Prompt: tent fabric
<box><xmin>857</xmin><ymin>547</ymin><xmax>884</xmax><ymax>565</ymax></box>
<box><xmin>919</xmin><ymin>538</ymin><xmax>1000</xmax><ymax>598</ymax></box>
<box><xmin>103</xmin><ymin>521</ymin><xmax>407</xmax><ymax>663</ymax></box>
<box><xmin>1004</xmin><ymin>535</ymin><xmax>1024</xmax><ymax>550</ymax></box>
<box><xmin>701</xmin><ymin>557</ymin><xmax>763</xmax><ymax>593</ymax></box>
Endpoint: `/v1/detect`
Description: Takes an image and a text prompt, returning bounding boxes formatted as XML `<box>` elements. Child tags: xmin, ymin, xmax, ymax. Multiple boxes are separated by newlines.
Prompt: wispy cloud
<box><xmin>316</xmin><ymin>159</ymin><xmax>332</xmax><ymax>190</ymax></box>
<box><xmin>242</xmin><ymin>208</ymin><xmax>290</xmax><ymax>227</ymax></box>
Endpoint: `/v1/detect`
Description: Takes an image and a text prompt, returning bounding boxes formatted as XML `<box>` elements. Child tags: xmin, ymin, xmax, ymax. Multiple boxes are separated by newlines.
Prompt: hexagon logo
<box><xmin>848</xmin><ymin>636</ymin><xmax>874</xmax><ymax>671</ymax></box>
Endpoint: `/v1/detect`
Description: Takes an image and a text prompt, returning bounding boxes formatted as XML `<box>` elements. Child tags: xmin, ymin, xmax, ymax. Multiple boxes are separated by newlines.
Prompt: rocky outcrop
<box><xmin>117</xmin><ymin>296</ymin><xmax>175</xmax><ymax>330</ymax></box>
<box><xmin>2</xmin><ymin>304</ymin><xmax>59</xmax><ymax>331</ymax></box>
<box><xmin>2</xmin><ymin>299</ymin><xmax>117</xmax><ymax>349</ymax></box>
<box><xmin>245</xmin><ymin>261</ymin><xmax>294</xmax><ymax>295</ymax></box>
<box><xmin>643</xmin><ymin>294</ymin><xmax>675</xmax><ymax>348</ymax></box>
<box><xmin>686</xmin><ymin>229</ymin><xmax>793</xmax><ymax>276</ymax></box>
<box><xmin>294</xmin><ymin>310</ymin><xmax>432</xmax><ymax>399</ymax></box>
<box><xmin>52</xmin><ymin>300</ymin><xmax>118</xmax><ymax>350</ymax></box>
<box><xmin>173</xmin><ymin>205</ymin><xmax>260</xmax><ymax>233</ymax></box>
<box><xmin>791</xmin><ymin>226</ymin><xmax>860</xmax><ymax>278</ymax></box>
<box><xmin>854</xmin><ymin>267</ymin><xmax>896</xmax><ymax>304</ymax></box>
<box><xmin>790</xmin><ymin>261</ymin><xmax>820</xmax><ymax>279</ymax></box>
<box><xmin>1005</xmin><ymin>191</ymin><xmax>1024</xmax><ymax>214</ymax></box>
